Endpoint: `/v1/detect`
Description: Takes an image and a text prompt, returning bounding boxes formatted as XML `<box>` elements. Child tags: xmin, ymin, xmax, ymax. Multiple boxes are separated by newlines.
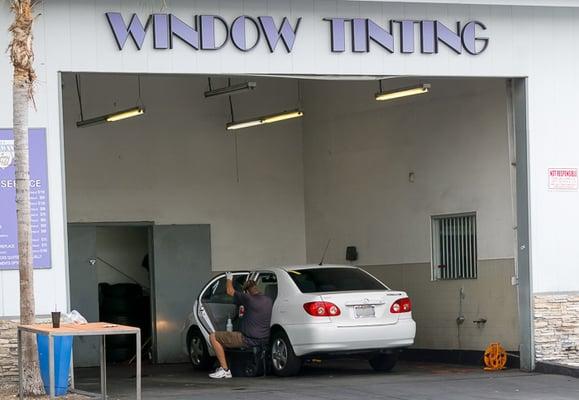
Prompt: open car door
<box><xmin>196</xmin><ymin>272</ymin><xmax>249</xmax><ymax>343</ymax></box>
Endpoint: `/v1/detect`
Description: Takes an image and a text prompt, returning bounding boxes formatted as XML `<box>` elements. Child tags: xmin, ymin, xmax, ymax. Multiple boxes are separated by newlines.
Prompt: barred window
<box><xmin>431</xmin><ymin>213</ymin><xmax>477</xmax><ymax>280</ymax></box>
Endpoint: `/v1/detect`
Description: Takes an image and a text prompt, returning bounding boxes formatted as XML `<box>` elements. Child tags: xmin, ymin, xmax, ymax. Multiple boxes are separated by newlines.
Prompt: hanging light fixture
<box><xmin>76</xmin><ymin>74</ymin><xmax>146</xmax><ymax>128</ymax></box>
<box><xmin>226</xmin><ymin>109</ymin><xmax>304</xmax><ymax>131</ymax></box>
<box><xmin>226</xmin><ymin>80</ymin><xmax>304</xmax><ymax>131</ymax></box>
<box><xmin>375</xmin><ymin>83</ymin><xmax>431</xmax><ymax>102</ymax></box>
<box><xmin>76</xmin><ymin>106</ymin><xmax>145</xmax><ymax>127</ymax></box>
<box><xmin>205</xmin><ymin>79</ymin><xmax>257</xmax><ymax>98</ymax></box>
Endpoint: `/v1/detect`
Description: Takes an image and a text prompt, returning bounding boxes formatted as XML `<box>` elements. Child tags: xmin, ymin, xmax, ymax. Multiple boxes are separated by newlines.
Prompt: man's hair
<box><xmin>243</xmin><ymin>280</ymin><xmax>258</xmax><ymax>293</ymax></box>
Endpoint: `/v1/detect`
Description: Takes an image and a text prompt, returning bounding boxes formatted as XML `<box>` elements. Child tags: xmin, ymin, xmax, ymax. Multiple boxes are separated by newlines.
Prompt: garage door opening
<box><xmin>60</xmin><ymin>72</ymin><xmax>530</xmax><ymax>371</ymax></box>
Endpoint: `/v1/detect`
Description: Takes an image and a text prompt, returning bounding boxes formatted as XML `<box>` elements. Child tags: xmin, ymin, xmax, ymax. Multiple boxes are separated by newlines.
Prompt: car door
<box><xmin>197</xmin><ymin>272</ymin><xmax>249</xmax><ymax>337</ymax></box>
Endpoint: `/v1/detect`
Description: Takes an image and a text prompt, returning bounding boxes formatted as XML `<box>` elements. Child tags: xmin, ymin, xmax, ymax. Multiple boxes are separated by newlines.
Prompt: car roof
<box><xmin>226</xmin><ymin>265</ymin><xmax>359</xmax><ymax>274</ymax></box>
<box><xmin>269</xmin><ymin>264</ymin><xmax>358</xmax><ymax>272</ymax></box>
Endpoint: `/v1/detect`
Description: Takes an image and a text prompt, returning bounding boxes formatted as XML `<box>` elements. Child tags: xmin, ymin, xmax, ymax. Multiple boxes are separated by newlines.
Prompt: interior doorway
<box><xmin>68</xmin><ymin>223</ymin><xmax>153</xmax><ymax>367</ymax></box>
<box><xmin>96</xmin><ymin>225</ymin><xmax>152</xmax><ymax>364</ymax></box>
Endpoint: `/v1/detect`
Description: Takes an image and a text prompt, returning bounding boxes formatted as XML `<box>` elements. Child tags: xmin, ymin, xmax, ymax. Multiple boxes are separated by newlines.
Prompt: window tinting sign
<box><xmin>0</xmin><ymin>128</ymin><xmax>51</xmax><ymax>270</ymax></box>
<box><xmin>548</xmin><ymin>168</ymin><xmax>578</xmax><ymax>191</ymax></box>
<box><xmin>106</xmin><ymin>12</ymin><xmax>489</xmax><ymax>55</ymax></box>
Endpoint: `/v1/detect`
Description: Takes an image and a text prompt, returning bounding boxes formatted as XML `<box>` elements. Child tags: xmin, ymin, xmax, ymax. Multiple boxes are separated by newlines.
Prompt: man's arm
<box><xmin>226</xmin><ymin>272</ymin><xmax>235</xmax><ymax>297</ymax></box>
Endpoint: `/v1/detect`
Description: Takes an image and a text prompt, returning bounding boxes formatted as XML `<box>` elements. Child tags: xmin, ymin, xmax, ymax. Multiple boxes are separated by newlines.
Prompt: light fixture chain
<box><xmin>75</xmin><ymin>74</ymin><xmax>85</xmax><ymax>122</ymax></box>
<box><xmin>297</xmin><ymin>80</ymin><xmax>302</xmax><ymax>108</ymax></box>
<box><xmin>136</xmin><ymin>74</ymin><xmax>143</xmax><ymax>107</ymax></box>
<box><xmin>234</xmin><ymin>133</ymin><xmax>240</xmax><ymax>183</ymax></box>
<box><xmin>228</xmin><ymin>95</ymin><xmax>235</xmax><ymax>122</ymax></box>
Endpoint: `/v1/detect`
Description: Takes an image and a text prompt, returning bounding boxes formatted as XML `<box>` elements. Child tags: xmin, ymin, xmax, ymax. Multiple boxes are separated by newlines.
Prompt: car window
<box><xmin>255</xmin><ymin>272</ymin><xmax>278</xmax><ymax>301</ymax></box>
<box><xmin>202</xmin><ymin>274</ymin><xmax>247</xmax><ymax>304</ymax></box>
<box><xmin>287</xmin><ymin>268</ymin><xmax>386</xmax><ymax>293</ymax></box>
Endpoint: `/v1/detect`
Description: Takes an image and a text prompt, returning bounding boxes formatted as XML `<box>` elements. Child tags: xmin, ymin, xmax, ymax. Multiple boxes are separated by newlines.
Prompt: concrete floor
<box><xmin>74</xmin><ymin>360</ymin><xmax>579</xmax><ymax>400</ymax></box>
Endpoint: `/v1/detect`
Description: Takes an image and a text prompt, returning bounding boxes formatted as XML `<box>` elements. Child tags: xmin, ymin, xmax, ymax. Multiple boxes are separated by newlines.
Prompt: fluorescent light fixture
<box><xmin>76</xmin><ymin>106</ymin><xmax>145</xmax><ymax>128</ymax></box>
<box><xmin>205</xmin><ymin>81</ymin><xmax>257</xmax><ymax>98</ymax></box>
<box><xmin>226</xmin><ymin>109</ymin><xmax>304</xmax><ymax>131</ymax></box>
<box><xmin>227</xmin><ymin>120</ymin><xmax>263</xmax><ymax>130</ymax></box>
<box><xmin>262</xmin><ymin>110</ymin><xmax>304</xmax><ymax>124</ymax></box>
<box><xmin>375</xmin><ymin>83</ymin><xmax>431</xmax><ymax>102</ymax></box>
<box><xmin>106</xmin><ymin>107</ymin><xmax>145</xmax><ymax>122</ymax></box>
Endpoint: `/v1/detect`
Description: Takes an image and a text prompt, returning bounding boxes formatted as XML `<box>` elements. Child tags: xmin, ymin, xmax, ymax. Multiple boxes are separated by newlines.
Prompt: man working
<box><xmin>208</xmin><ymin>273</ymin><xmax>273</xmax><ymax>379</ymax></box>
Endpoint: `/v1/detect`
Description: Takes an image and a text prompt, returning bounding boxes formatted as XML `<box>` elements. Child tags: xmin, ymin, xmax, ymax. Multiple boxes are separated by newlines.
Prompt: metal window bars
<box><xmin>432</xmin><ymin>213</ymin><xmax>477</xmax><ymax>280</ymax></box>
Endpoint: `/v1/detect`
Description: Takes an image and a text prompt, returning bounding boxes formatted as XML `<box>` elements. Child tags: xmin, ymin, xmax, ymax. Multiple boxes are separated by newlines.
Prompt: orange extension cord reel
<box><xmin>484</xmin><ymin>342</ymin><xmax>508</xmax><ymax>371</ymax></box>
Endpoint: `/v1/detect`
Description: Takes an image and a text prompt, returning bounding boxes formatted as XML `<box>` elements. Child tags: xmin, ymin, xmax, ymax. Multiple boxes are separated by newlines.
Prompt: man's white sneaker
<box><xmin>209</xmin><ymin>367</ymin><xmax>232</xmax><ymax>379</ymax></box>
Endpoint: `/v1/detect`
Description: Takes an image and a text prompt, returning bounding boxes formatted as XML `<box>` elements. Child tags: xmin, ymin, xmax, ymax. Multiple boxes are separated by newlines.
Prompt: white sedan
<box><xmin>182</xmin><ymin>265</ymin><xmax>416</xmax><ymax>376</ymax></box>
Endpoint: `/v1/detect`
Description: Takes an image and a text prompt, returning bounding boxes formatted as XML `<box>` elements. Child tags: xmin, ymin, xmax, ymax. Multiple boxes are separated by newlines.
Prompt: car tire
<box><xmin>369</xmin><ymin>353</ymin><xmax>398</xmax><ymax>372</ymax></box>
<box><xmin>270</xmin><ymin>330</ymin><xmax>301</xmax><ymax>377</ymax></box>
<box><xmin>188</xmin><ymin>329</ymin><xmax>212</xmax><ymax>370</ymax></box>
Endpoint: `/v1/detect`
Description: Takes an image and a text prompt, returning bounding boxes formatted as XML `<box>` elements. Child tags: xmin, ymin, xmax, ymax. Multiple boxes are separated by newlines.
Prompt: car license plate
<box><xmin>354</xmin><ymin>305</ymin><xmax>375</xmax><ymax>318</ymax></box>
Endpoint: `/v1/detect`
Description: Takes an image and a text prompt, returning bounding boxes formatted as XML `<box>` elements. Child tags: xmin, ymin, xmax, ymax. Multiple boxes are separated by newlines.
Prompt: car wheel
<box><xmin>369</xmin><ymin>353</ymin><xmax>398</xmax><ymax>372</ymax></box>
<box><xmin>270</xmin><ymin>330</ymin><xmax>301</xmax><ymax>377</ymax></box>
<box><xmin>189</xmin><ymin>330</ymin><xmax>212</xmax><ymax>370</ymax></box>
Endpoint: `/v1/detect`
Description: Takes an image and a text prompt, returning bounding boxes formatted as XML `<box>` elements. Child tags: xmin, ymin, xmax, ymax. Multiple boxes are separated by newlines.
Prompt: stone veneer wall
<box><xmin>534</xmin><ymin>293</ymin><xmax>579</xmax><ymax>367</ymax></box>
<box><xmin>0</xmin><ymin>320</ymin><xmax>18</xmax><ymax>384</ymax></box>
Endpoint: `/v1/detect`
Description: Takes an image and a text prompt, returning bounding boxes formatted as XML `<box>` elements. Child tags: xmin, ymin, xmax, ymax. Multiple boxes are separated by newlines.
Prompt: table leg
<box><xmin>70</xmin><ymin>343</ymin><xmax>75</xmax><ymax>390</ymax></box>
<box><xmin>100</xmin><ymin>336</ymin><xmax>107</xmax><ymax>399</ymax></box>
<box><xmin>49</xmin><ymin>335</ymin><xmax>55</xmax><ymax>400</ymax></box>
<box><xmin>136</xmin><ymin>330</ymin><xmax>141</xmax><ymax>400</ymax></box>
<box><xmin>17</xmin><ymin>329</ymin><xmax>22</xmax><ymax>400</ymax></box>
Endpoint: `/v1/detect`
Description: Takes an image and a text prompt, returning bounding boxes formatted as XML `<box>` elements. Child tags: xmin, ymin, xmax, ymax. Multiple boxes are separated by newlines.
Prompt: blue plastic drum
<box><xmin>36</xmin><ymin>335</ymin><xmax>73</xmax><ymax>396</ymax></box>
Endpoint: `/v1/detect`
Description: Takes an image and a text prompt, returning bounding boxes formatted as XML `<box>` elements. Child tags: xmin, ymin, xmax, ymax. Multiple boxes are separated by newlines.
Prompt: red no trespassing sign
<box><xmin>548</xmin><ymin>168</ymin><xmax>578</xmax><ymax>191</ymax></box>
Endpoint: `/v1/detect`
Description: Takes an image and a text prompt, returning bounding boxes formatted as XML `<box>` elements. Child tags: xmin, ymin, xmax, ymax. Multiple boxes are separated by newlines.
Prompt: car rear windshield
<box><xmin>287</xmin><ymin>268</ymin><xmax>386</xmax><ymax>293</ymax></box>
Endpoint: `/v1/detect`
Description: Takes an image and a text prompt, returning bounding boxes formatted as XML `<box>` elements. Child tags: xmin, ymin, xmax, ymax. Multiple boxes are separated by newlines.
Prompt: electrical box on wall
<box><xmin>346</xmin><ymin>246</ymin><xmax>358</xmax><ymax>261</ymax></box>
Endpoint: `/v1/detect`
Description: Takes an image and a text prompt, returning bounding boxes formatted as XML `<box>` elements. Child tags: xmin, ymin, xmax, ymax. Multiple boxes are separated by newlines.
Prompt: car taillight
<box><xmin>390</xmin><ymin>298</ymin><xmax>412</xmax><ymax>314</ymax></box>
<box><xmin>303</xmin><ymin>302</ymin><xmax>341</xmax><ymax>317</ymax></box>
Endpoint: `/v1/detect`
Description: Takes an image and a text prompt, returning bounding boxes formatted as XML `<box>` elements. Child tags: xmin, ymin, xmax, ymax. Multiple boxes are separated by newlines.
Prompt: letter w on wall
<box><xmin>258</xmin><ymin>17</ymin><xmax>301</xmax><ymax>52</ymax></box>
<box><xmin>106</xmin><ymin>12</ymin><xmax>149</xmax><ymax>50</ymax></box>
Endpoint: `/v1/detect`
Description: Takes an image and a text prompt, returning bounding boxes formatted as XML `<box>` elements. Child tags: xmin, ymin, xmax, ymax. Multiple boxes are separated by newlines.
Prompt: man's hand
<box><xmin>225</xmin><ymin>272</ymin><xmax>235</xmax><ymax>297</ymax></box>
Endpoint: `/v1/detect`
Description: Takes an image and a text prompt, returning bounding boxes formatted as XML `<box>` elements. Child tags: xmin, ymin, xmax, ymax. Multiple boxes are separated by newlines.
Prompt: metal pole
<box><xmin>17</xmin><ymin>329</ymin><xmax>22</xmax><ymax>400</ymax></box>
<box><xmin>49</xmin><ymin>334</ymin><xmax>55</xmax><ymax>399</ymax></box>
<box><xmin>136</xmin><ymin>330</ymin><xmax>141</xmax><ymax>400</ymax></box>
<box><xmin>100</xmin><ymin>336</ymin><xmax>107</xmax><ymax>399</ymax></box>
<box><xmin>70</xmin><ymin>342</ymin><xmax>75</xmax><ymax>390</ymax></box>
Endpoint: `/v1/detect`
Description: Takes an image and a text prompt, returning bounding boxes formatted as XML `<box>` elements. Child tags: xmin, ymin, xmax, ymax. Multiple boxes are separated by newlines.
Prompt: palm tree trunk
<box><xmin>10</xmin><ymin>0</ymin><xmax>44</xmax><ymax>394</ymax></box>
<box><xmin>13</xmin><ymin>80</ymin><xmax>43</xmax><ymax>396</ymax></box>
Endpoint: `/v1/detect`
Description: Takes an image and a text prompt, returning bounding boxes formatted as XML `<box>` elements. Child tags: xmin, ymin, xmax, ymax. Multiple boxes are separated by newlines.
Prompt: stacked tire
<box><xmin>99</xmin><ymin>283</ymin><xmax>149</xmax><ymax>363</ymax></box>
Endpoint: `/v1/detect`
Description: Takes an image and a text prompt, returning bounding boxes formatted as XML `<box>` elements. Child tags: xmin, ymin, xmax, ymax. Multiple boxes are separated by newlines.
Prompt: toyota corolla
<box><xmin>182</xmin><ymin>265</ymin><xmax>416</xmax><ymax>376</ymax></box>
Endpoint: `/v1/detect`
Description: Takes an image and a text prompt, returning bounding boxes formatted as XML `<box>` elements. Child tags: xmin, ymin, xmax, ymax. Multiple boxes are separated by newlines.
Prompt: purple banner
<box><xmin>0</xmin><ymin>128</ymin><xmax>51</xmax><ymax>270</ymax></box>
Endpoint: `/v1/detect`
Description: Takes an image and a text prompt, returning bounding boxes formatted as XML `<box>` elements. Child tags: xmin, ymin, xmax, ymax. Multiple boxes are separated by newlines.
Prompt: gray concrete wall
<box><xmin>302</xmin><ymin>78</ymin><xmax>515</xmax><ymax>266</ymax></box>
<box><xmin>363</xmin><ymin>259</ymin><xmax>519</xmax><ymax>351</ymax></box>
<box><xmin>62</xmin><ymin>74</ymin><xmax>307</xmax><ymax>272</ymax></box>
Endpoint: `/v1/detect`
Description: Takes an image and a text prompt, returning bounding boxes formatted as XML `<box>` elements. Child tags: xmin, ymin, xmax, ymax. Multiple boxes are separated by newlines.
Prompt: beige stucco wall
<box><xmin>363</xmin><ymin>259</ymin><xmax>519</xmax><ymax>351</ymax></box>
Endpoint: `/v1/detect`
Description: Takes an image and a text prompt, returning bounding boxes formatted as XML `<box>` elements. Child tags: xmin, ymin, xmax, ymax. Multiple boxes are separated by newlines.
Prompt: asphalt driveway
<box><xmin>73</xmin><ymin>360</ymin><xmax>579</xmax><ymax>400</ymax></box>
